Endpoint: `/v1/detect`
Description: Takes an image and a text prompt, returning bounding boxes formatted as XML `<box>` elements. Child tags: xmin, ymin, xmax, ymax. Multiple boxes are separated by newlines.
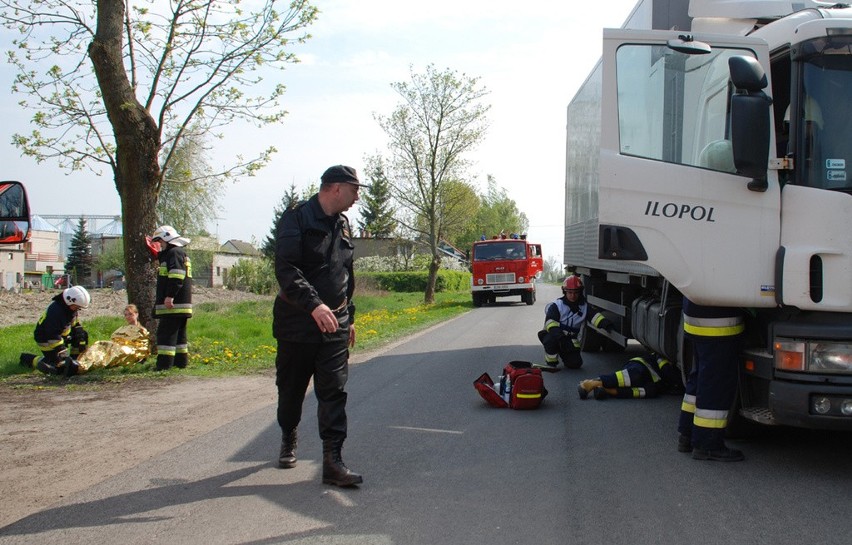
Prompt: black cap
<box><xmin>320</xmin><ymin>165</ymin><xmax>368</xmax><ymax>187</ymax></box>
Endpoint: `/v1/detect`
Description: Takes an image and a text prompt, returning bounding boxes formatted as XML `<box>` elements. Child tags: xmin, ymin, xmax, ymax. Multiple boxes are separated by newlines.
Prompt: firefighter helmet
<box><xmin>63</xmin><ymin>286</ymin><xmax>91</xmax><ymax>309</ymax></box>
<box><xmin>562</xmin><ymin>276</ymin><xmax>583</xmax><ymax>292</ymax></box>
<box><xmin>151</xmin><ymin>225</ymin><xmax>190</xmax><ymax>247</ymax></box>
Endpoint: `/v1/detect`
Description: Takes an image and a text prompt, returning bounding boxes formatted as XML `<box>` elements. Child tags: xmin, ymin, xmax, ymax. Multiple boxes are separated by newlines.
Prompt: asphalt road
<box><xmin>2</xmin><ymin>284</ymin><xmax>851</xmax><ymax>544</ymax></box>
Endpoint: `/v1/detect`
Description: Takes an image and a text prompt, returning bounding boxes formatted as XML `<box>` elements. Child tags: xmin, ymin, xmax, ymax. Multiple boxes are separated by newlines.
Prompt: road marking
<box><xmin>388</xmin><ymin>426</ymin><xmax>463</xmax><ymax>435</ymax></box>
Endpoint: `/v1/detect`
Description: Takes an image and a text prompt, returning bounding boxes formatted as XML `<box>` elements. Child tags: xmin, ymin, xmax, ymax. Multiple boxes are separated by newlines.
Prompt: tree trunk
<box><xmin>425</xmin><ymin>254</ymin><xmax>440</xmax><ymax>305</ymax></box>
<box><xmin>88</xmin><ymin>0</ymin><xmax>162</xmax><ymax>329</ymax></box>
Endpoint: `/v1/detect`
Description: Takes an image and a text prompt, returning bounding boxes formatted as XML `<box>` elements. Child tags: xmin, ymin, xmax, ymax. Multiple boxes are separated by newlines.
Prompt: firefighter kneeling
<box><xmin>19</xmin><ymin>286</ymin><xmax>91</xmax><ymax>377</ymax></box>
<box><xmin>537</xmin><ymin>276</ymin><xmax>611</xmax><ymax>369</ymax></box>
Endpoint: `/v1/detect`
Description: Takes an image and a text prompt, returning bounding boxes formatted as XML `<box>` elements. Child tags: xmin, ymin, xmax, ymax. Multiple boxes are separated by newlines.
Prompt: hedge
<box><xmin>358</xmin><ymin>270</ymin><xmax>471</xmax><ymax>292</ymax></box>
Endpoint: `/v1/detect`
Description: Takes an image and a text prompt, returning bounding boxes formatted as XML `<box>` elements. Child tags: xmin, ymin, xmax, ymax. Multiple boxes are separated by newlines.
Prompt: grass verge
<box><xmin>0</xmin><ymin>291</ymin><xmax>472</xmax><ymax>384</ymax></box>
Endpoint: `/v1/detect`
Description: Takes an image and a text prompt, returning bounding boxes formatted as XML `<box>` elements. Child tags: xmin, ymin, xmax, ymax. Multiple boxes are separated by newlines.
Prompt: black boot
<box><xmin>36</xmin><ymin>359</ymin><xmax>60</xmax><ymax>375</ymax></box>
<box><xmin>278</xmin><ymin>429</ymin><xmax>298</xmax><ymax>469</ymax></box>
<box><xmin>19</xmin><ymin>353</ymin><xmax>37</xmax><ymax>369</ymax></box>
<box><xmin>322</xmin><ymin>441</ymin><xmax>363</xmax><ymax>487</ymax></box>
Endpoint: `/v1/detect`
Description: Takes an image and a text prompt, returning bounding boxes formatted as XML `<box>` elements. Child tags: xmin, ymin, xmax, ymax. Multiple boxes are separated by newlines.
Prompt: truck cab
<box><xmin>0</xmin><ymin>181</ymin><xmax>31</xmax><ymax>246</ymax></box>
<box><xmin>470</xmin><ymin>234</ymin><xmax>542</xmax><ymax>306</ymax></box>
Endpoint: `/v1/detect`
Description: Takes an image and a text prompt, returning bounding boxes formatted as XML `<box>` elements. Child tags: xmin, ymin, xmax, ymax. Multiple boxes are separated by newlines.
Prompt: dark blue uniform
<box><xmin>154</xmin><ymin>243</ymin><xmax>192</xmax><ymax>370</ymax></box>
<box><xmin>538</xmin><ymin>295</ymin><xmax>610</xmax><ymax>369</ymax></box>
<box><xmin>678</xmin><ymin>297</ymin><xmax>744</xmax><ymax>455</ymax></box>
<box><xmin>599</xmin><ymin>353</ymin><xmax>681</xmax><ymax>398</ymax></box>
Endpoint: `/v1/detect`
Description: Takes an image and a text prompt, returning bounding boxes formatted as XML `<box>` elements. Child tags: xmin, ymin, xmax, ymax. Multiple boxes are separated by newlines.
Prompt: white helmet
<box><xmin>63</xmin><ymin>286</ymin><xmax>91</xmax><ymax>309</ymax></box>
<box><xmin>151</xmin><ymin>225</ymin><xmax>190</xmax><ymax>247</ymax></box>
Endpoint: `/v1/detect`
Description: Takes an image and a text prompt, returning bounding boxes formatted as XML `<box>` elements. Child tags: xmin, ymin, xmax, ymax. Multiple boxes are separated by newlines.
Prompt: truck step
<box><xmin>739</xmin><ymin>407</ymin><xmax>778</xmax><ymax>426</ymax></box>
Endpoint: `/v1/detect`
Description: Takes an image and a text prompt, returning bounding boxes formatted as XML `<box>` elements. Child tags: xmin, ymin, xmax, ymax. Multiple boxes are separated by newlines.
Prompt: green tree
<box><xmin>454</xmin><ymin>176</ymin><xmax>528</xmax><ymax>249</ymax></box>
<box><xmin>157</xmin><ymin>131</ymin><xmax>224</xmax><ymax>236</ymax></box>
<box><xmin>65</xmin><ymin>218</ymin><xmax>93</xmax><ymax>286</ymax></box>
<box><xmin>95</xmin><ymin>239</ymin><xmax>125</xmax><ymax>275</ymax></box>
<box><xmin>374</xmin><ymin>64</ymin><xmax>490</xmax><ymax>304</ymax></box>
<box><xmin>2</xmin><ymin>0</ymin><xmax>317</xmax><ymax>324</ymax></box>
<box><xmin>261</xmin><ymin>182</ymin><xmax>317</xmax><ymax>259</ymax></box>
<box><xmin>358</xmin><ymin>155</ymin><xmax>397</xmax><ymax>238</ymax></box>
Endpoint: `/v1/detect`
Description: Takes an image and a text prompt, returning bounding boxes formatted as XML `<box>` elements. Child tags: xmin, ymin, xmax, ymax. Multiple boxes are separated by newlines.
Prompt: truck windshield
<box><xmin>473</xmin><ymin>241</ymin><xmax>526</xmax><ymax>261</ymax></box>
<box><xmin>798</xmin><ymin>37</ymin><xmax>852</xmax><ymax>192</ymax></box>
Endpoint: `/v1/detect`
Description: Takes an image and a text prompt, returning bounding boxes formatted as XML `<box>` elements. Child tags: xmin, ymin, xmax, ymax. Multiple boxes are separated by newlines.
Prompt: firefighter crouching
<box><xmin>677</xmin><ymin>297</ymin><xmax>746</xmax><ymax>462</ymax></box>
<box><xmin>150</xmin><ymin>225</ymin><xmax>193</xmax><ymax>371</ymax></box>
<box><xmin>537</xmin><ymin>275</ymin><xmax>612</xmax><ymax>369</ymax></box>
<box><xmin>19</xmin><ymin>286</ymin><xmax>91</xmax><ymax>376</ymax></box>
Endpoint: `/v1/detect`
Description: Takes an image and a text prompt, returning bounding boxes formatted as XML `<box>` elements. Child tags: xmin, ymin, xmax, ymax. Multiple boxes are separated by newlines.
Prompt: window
<box><xmin>616</xmin><ymin>44</ymin><xmax>756</xmax><ymax>173</ymax></box>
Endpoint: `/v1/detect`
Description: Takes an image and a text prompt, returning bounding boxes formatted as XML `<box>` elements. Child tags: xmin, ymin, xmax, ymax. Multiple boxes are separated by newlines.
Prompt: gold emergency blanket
<box><xmin>76</xmin><ymin>325</ymin><xmax>151</xmax><ymax>372</ymax></box>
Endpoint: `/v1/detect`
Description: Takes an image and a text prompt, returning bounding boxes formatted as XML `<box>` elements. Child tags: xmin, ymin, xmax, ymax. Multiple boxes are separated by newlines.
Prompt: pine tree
<box><xmin>358</xmin><ymin>157</ymin><xmax>397</xmax><ymax>238</ymax></box>
<box><xmin>260</xmin><ymin>183</ymin><xmax>306</xmax><ymax>259</ymax></box>
<box><xmin>65</xmin><ymin>218</ymin><xmax>94</xmax><ymax>286</ymax></box>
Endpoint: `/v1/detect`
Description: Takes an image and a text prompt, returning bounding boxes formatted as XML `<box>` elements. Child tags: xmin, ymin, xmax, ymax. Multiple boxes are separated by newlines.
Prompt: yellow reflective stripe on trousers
<box><xmin>694</xmin><ymin>408</ymin><xmax>729</xmax><ymax>429</ymax></box>
<box><xmin>683</xmin><ymin>316</ymin><xmax>744</xmax><ymax>337</ymax></box>
<box><xmin>681</xmin><ymin>394</ymin><xmax>696</xmax><ymax>413</ymax></box>
<box><xmin>616</xmin><ymin>370</ymin><xmax>629</xmax><ymax>387</ymax></box>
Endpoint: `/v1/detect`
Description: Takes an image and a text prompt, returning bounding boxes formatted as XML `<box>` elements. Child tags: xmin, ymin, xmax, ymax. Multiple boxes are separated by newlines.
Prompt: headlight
<box><xmin>774</xmin><ymin>339</ymin><xmax>852</xmax><ymax>375</ymax></box>
<box><xmin>518</xmin><ymin>276</ymin><xmax>524</xmax><ymax>283</ymax></box>
<box><xmin>810</xmin><ymin>343</ymin><xmax>852</xmax><ymax>373</ymax></box>
<box><xmin>477</xmin><ymin>278</ymin><xmax>483</xmax><ymax>285</ymax></box>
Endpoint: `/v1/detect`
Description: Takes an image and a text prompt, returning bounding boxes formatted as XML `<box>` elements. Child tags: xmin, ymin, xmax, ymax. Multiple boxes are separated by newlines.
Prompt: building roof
<box><xmin>31</xmin><ymin>215</ymin><xmax>59</xmax><ymax>232</ymax></box>
<box><xmin>219</xmin><ymin>239</ymin><xmax>261</xmax><ymax>256</ymax></box>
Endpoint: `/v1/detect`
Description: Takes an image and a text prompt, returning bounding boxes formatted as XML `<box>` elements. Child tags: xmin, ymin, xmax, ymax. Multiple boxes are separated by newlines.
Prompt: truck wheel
<box><xmin>523</xmin><ymin>291</ymin><xmax>535</xmax><ymax>305</ymax></box>
<box><xmin>472</xmin><ymin>293</ymin><xmax>483</xmax><ymax>307</ymax></box>
<box><xmin>578</xmin><ymin>322</ymin><xmax>602</xmax><ymax>352</ymax></box>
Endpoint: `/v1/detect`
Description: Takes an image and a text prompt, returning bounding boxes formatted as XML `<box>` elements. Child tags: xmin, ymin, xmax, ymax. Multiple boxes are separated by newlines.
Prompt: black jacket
<box><xmin>34</xmin><ymin>293</ymin><xmax>77</xmax><ymax>349</ymax></box>
<box><xmin>273</xmin><ymin>195</ymin><xmax>356</xmax><ymax>342</ymax></box>
<box><xmin>154</xmin><ymin>244</ymin><xmax>193</xmax><ymax>318</ymax></box>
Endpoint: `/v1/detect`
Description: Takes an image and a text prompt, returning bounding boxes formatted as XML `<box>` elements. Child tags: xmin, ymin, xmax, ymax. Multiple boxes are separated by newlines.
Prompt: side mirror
<box><xmin>0</xmin><ymin>181</ymin><xmax>31</xmax><ymax>245</ymax></box>
<box><xmin>728</xmin><ymin>56</ymin><xmax>772</xmax><ymax>192</ymax></box>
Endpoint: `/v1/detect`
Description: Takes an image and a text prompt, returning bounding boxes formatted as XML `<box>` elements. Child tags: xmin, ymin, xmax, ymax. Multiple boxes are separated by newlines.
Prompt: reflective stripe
<box><xmin>616</xmin><ymin>370</ymin><xmax>629</xmax><ymax>387</ymax></box>
<box><xmin>681</xmin><ymin>394</ymin><xmax>696</xmax><ymax>413</ymax></box>
<box><xmin>545</xmin><ymin>319</ymin><xmax>560</xmax><ymax>331</ymax></box>
<box><xmin>572</xmin><ymin>338</ymin><xmax>580</xmax><ymax>348</ymax></box>
<box><xmin>683</xmin><ymin>315</ymin><xmax>744</xmax><ymax>337</ymax></box>
<box><xmin>633</xmin><ymin>387</ymin><xmax>645</xmax><ymax>398</ymax></box>
<box><xmin>545</xmin><ymin>353</ymin><xmax>558</xmax><ymax>363</ymax></box>
<box><xmin>157</xmin><ymin>345</ymin><xmax>176</xmax><ymax>356</ymax></box>
<box><xmin>176</xmin><ymin>344</ymin><xmax>189</xmax><ymax>354</ymax></box>
<box><xmin>592</xmin><ymin>313</ymin><xmax>607</xmax><ymax>328</ymax></box>
<box><xmin>694</xmin><ymin>408</ymin><xmax>729</xmax><ymax>429</ymax></box>
<box><xmin>38</xmin><ymin>338</ymin><xmax>65</xmax><ymax>350</ymax></box>
<box><xmin>631</xmin><ymin>356</ymin><xmax>662</xmax><ymax>383</ymax></box>
<box><xmin>515</xmin><ymin>393</ymin><xmax>541</xmax><ymax>399</ymax></box>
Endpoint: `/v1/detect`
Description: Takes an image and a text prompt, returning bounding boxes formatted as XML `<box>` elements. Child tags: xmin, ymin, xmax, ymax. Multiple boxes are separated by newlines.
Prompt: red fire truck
<box><xmin>470</xmin><ymin>234</ymin><xmax>543</xmax><ymax>307</ymax></box>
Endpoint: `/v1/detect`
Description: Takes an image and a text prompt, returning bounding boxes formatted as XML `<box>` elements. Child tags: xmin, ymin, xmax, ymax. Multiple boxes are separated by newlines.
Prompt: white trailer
<box><xmin>565</xmin><ymin>0</ymin><xmax>852</xmax><ymax>430</ymax></box>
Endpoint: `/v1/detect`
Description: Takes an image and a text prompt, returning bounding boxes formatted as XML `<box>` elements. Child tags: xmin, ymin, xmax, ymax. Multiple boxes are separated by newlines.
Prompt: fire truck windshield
<box><xmin>798</xmin><ymin>36</ymin><xmax>852</xmax><ymax>192</ymax></box>
<box><xmin>473</xmin><ymin>241</ymin><xmax>527</xmax><ymax>261</ymax></box>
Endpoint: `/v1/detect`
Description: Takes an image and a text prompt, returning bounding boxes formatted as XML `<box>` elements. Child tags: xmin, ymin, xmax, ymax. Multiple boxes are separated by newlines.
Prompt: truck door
<box><xmin>598</xmin><ymin>30</ymin><xmax>779</xmax><ymax>308</ymax></box>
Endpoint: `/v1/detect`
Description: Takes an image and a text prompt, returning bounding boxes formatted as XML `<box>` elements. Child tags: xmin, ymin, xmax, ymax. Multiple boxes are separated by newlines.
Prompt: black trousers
<box><xmin>156</xmin><ymin>315</ymin><xmax>189</xmax><ymax>370</ymax></box>
<box><xmin>276</xmin><ymin>331</ymin><xmax>349</xmax><ymax>443</ymax></box>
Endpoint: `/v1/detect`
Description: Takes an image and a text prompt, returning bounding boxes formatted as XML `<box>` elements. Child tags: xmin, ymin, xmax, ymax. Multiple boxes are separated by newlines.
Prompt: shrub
<box><xmin>225</xmin><ymin>258</ymin><xmax>277</xmax><ymax>295</ymax></box>
<box><xmin>359</xmin><ymin>270</ymin><xmax>470</xmax><ymax>292</ymax></box>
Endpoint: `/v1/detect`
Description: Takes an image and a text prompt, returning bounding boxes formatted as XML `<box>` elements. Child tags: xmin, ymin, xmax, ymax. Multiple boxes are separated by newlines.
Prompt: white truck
<box><xmin>565</xmin><ymin>0</ymin><xmax>852</xmax><ymax>430</ymax></box>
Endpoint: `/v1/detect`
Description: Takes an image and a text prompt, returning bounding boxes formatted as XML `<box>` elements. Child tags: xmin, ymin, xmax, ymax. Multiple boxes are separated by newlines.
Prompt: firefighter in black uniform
<box><xmin>273</xmin><ymin>164</ymin><xmax>366</xmax><ymax>487</ymax></box>
<box><xmin>20</xmin><ymin>286</ymin><xmax>91</xmax><ymax>376</ymax></box>
<box><xmin>150</xmin><ymin>225</ymin><xmax>192</xmax><ymax>371</ymax></box>
<box><xmin>677</xmin><ymin>297</ymin><xmax>745</xmax><ymax>461</ymax></box>
<box><xmin>537</xmin><ymin>275</ymin><xmax>612</xmax><ymax>369</ymax></box>
<box><xmin>576</xmin><ymin>352</ymin><xmax>683</xmax><ymax>400</ymax></box>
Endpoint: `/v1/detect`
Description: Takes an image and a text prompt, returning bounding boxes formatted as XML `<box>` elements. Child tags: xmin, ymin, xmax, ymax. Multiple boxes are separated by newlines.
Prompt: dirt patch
<box><xmin>0</xmin><ymin>287</ymin><xmax>277</xmax><ymax>528</ymax></box>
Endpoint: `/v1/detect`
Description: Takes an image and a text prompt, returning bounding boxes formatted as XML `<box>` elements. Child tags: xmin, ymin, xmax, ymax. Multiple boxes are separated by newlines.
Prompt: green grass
<box><xmin>0</xmin><ymin>291</ymin><xmax>472</xmax><ymax>384</ymax></box>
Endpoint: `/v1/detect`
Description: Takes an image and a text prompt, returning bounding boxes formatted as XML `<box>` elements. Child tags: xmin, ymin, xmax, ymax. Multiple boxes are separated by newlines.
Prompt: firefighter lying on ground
<box><xmin>577</xmin><ymin>352</ymin><xmax>684</xmax><ymax>400</ymax></box>
<box><xmin>19</xmin><ymin>286</ymin><xmax>91</xmax><ymax>376</ymax></box>
<box><xmin>537</xmin><ymin>275</ymin><xmax>612</xmax><ymax>369</ymax></box>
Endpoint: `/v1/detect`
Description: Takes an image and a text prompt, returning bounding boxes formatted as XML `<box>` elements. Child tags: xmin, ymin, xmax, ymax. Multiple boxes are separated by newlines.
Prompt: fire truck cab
<box><xmin>470</xmin><ymin>234</ymin><xmax>542</xmax><ymax>307</ymax></box>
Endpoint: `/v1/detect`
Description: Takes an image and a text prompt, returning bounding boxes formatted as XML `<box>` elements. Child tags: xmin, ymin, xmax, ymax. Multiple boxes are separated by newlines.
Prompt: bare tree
<box><xmin>1</xmin><ymin>0</ymin><xmax>317</xmax><ymax>322</ymax></box>
<box><xmin>374</xmin><ymin>64</ymin><xmax>490</xmax><ymax>303</ymax></box>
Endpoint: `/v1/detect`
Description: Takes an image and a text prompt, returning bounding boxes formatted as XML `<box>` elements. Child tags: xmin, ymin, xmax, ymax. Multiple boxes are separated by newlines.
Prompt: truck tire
<box><xmin>472</xmin><ymin>293</ymin><xmax>484</xmax><ymax>307</ymax></box>
<box><xmin>523</xmin><ymin>291</ymin><xmax>535</xmax><ymax>305</ymax></box>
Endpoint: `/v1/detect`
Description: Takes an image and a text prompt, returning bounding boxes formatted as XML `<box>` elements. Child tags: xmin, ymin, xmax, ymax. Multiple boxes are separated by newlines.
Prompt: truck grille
<box><xmin>486</xmin><ymin>273</ymin><xmax>516</xmax><ymax>284</ymax></box>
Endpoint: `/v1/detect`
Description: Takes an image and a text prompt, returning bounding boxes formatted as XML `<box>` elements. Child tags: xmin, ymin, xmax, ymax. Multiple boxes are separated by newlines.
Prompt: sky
<box><xmin>0</xmin><ymin>0</ymin><xmax>640</xmax><ymax>264</ymax></box>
